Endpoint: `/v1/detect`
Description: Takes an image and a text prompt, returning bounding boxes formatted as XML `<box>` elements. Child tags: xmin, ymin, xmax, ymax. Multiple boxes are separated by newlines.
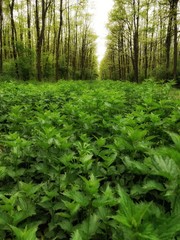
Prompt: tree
<box><xmin>55</xmin><ymin>0</ymin><xmax>63</xmax><ymax>80</ymax></box>
<box><xmin>132</xmin><ymin>0</ymin><xmax>140</xmax><ymax>83</ymax></box>
<box><xmin>35</xmin><ymin>0</ymin><xmax>53</xmax><ymax>81</ymax></box>
<box><xmin>26</xmin><ymin>0</ymin><xmax>31</xmax><ymax>49</ymax></box>
<box><xmin>165</xmin><ymin>0</ymin><xmax>175</xmax><ymax>75</ymax></box>
<box><xmin>9</xmin><ymin>0</ymin><xmax>19</xmax><ymax>77</ymax></box>
<box><xmin>173</xmin><ymin>0</ymin><xmax>179</xmax><ymax>82</ymax></box>
<box><xmin>0</xmin><ymin>0</ymin><xmax>3</xmax><ymax>74</ymax></box>
<box><xmin>0</xmin><ymin>0</ymin><xmax>98</xmax><ymax>81</ymax></box>
<box><xmin>100</xmin><ymin>0</ymin><xmax>180</xmax><ymax>83</ymax></box>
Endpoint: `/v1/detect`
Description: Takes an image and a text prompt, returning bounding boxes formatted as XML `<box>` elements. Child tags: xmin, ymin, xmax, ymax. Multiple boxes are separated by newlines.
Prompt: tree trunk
<box><xmin>9</xmin><ymin>0</ymin><xmax>19</xmax><ymax>78</ymax></box>
<box><xmin>121</xmin><ymin>34</ymin><xmax>126</xmax><ymax>79</ymax></box>
<box><xmin>81</xmin><ymin>36</ymin><xmax>86</xmax><ymax>79</ymax></box>
<box><xmin>144</xmin><ymin>1</ymin><xmax>149</xmax><ymax>79</ymax></box>
<box><xmin>118</xmin><ymin>35</ymin><xmax>122</xmax><ymax>80</ymax></box>
<box><xmin>173</xmin><ymin>0</ymin><xmax>179</xmax><ymax>82</ymax></box>
<box><xmin>0</xmin><ymin>0</ymin><xmax>3</xmax><ymax>74</ymax></box>
<box><xmin>27</xmin><ymin>0</ymin><xmax>31</xmax><ymax>49</ymax></box>
<box><xmin>165</xmin><ymin>1</ymin><xmax>174</xmax><ymax>76</ymax></box>
<box><xmin>159</xmin><ymin>3</ymin><xmax>164</xmax><ymax>65</ymax></box>
<box><xmin>73</xmin><ymin>6</ymin><xmax>78</xmax><ymax>79</ymax></box>
<box><xmin>35</xmin><ymin>0</ymin><xmax>42</xmax><ymax>81</ymax></box>
<box><xmin>35</xmin><ymin>0</ymin><xmax>53</xmax><ymax>81</ymax></box>
<box><xmin>133</xmin><ymin>30</ymin><xmax>139</xmax><ymax>82</ymax></box>
<box><xmin>55</xmin><ymin>0</ymin><xmax>63</xmax><ymax>81</ymax></box>
<box><xmin>133</xmin><ymin>0</ymin><xmax>140</xmax><ymax>83</ymax></box>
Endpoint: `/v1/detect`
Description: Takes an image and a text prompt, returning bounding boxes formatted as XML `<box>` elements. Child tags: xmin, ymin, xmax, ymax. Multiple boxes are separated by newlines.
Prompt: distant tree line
<box><xmin>100</xmin><ymin>0</ymin><xmax>180</xmax><ymax>84</ymax></box>
<box><xmin>0</xmin><ymin>0</ymin><xmax>98</xmax><ymax>81</ymax></box>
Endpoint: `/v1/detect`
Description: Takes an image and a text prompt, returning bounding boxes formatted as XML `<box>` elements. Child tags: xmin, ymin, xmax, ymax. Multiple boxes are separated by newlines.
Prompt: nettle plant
<box><xmin>0</xmin><ymin>80</ymin><xmax>180</xmax><ymax>239</ymax></box>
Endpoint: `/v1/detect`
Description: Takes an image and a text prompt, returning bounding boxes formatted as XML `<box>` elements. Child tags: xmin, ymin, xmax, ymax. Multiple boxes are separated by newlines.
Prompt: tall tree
<box><xmin>35</xmin><ymin>0</ymin><xmax>53</xmax><ymax>81</ymax></box>
<box><xmin>100</xmin><ymin>0</ymin><xmax>180</xmax><ymax>83</ymax></box>
<box><xmin>132</xmin><ymin>0</ymin><xmax>140</xmax><ymax>82</ymax></box>
<box><xmin>55</xmin><ymin>0</ymin><xmax>63</xmax><ymax>80</ymax></box>
<box><xmin>143</xmin><ymin>0</ymin><xmax>150</xmax><ymax>78</ymax></box>
<box><xmin>0</xmin><ymin>0</ymin><xmax>3</xmax><ymax>74</ymax></box>
<box><xmin>9</xmin><ymin>0</ymin><xmax>19</xmax><ymax>77</ymax></box>
<box><xmin>165</xmin><ymin>0</ymin><xmax>174</xmax><ymax>74</ymax></box>
<box><xmin>0</xmin><ymin>0</ymin><xmax>98</xmax><ymax>81</ymax></box>
<box><xmin>173</xmin><ymin>0</ymin><xmax>179</xmax><ymax>82</ymax></box>
<box><xmin>26</xmin><ymin>0</ymin><xmax>31</xmax><ymax>49</ymax></box>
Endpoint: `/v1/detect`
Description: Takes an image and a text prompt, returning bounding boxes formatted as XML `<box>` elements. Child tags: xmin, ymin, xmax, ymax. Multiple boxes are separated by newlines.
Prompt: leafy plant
<box><xmin>0</xmin><ymin>80</ymin><xmax>179</xmax><ymax>239</ymax></box>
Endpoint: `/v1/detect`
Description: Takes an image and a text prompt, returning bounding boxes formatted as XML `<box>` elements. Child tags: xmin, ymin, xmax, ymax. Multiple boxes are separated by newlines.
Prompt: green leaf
<box><xmin>146</xmin><ymin>155</ymin><xmax>179</xmax><ymax>180</ymax></box>
<box><xmin>63</xmin><ymin>189</ymin><xmax>89</xmax><ymax>207</ymax></box>
<box><xmin>10</xmin><ymin>225</ymin><xmax>38</xmax><ymax>240</ymax></box>
<box><xmin>58</xmin><ymin>219</ymin><xmax>73</xmax><ymax>232</ymax></box>
<box><xmin>99</xmin><ymin>149</ymin><xmax>117</xmax><ymax>167</ymax></box>
<box><xmin>81</xmin><ymin>173</ymin><xmax>100</xmax><ymax>195</ymax></box>
<box><xmin>157</xmin><ymin>215</ymin><xmax>180</xmax><ymax>240</ymax></box>
<box><xmin>92</xmin><ymin>185</ymin><xmax>117</xmax><ymax>207</ymax></box>
<box><xmin>96</xmin><ymin>137</ymin><xmax>106</xmax><ymax>147</ymax></box>
<box><xmin>0</xmin><ymin>166</ymin><xmax>7</xmax><ymax>180</ymax></box>
<box><xmin>80</xmin><ymin>214</ymin><xmax>99</xmax><ymax>238</ymax></box>
<box><xmin>142</xmin><ymin>180</ymin><xmax>165</xmax><ymax>192</ymax></box>
<box><xmin>71</xmin><ymin>229</ymin><xmax>83</xmax><ymax>240</ymax></box>
<box><xmin>168</xmin><ymin>132</ymin><xmax>180</xmax><ymax>151</ymax></box>
<box><xmin>115</xmin><ymin>186</ymin><xmax>151</xmax><ymax>228</ymax></box>
<box><xmin>0</xmin><ymin>211</ymin><xmax>11</xmax><ymax>227</ymax></box>
<box><xmin>123</xmin><ymin>157</ymin><xmax>149</xmax><ymax>174</ymax></box>
<box><xmin>18</xmin><ymin>181</ymin><xmax>42</xmax><ymax>196</ymax></box>
<box><xmin>13</xmin><ymin>198</ymin><xmax>36</xmax><ymax>225</ymax></box>
<box><xmin>63</xmin><ymin>200</ymin><xmax>81</xmax><ymax>216</ymax></box>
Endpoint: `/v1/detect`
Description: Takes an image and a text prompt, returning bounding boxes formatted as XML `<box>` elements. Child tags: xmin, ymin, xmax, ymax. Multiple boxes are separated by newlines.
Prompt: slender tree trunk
<box><xmin>118</xmin><ymin>35</ymin><xmax>121</xmax><ymax>80</ymax></box>
<box><xmin>18</xmin><ymin>2</ymin><xmax>24</xmax><ymax>44</ymax></box>
<box><xmin>52</xmin><ymin>3</ymin><xmax>56</xmax><ymax>57</ymax></box>
<box><xmin>46</xmin><ymin>8</ymin><xmax>52</xmax><ymax>52</ymax></box>
<box><xmin>35</xmin><ymin>0</ymin><xmax>42</xmax><ymax>81</ymax></box>
<box><xmin>121</xmin><ymin>34</ymin><xmax>125</xmax><ymax>79</ymax></box>
<box><xmin>9</xmin><ymin>0</ymin><xmax>19</xmax><ymax>78</ymax></box>
<box><xmin>73</xmin><ymin>7</ymin><xmax>78</xmax><ymax>79</ymax></box>
<box><xmin>165</xmin><ymin>1</ymin><xmax>174</xmax><ymax>76</ymax></box>
<box><xmin>144</xmin><ymin>2</ymin><xmax>149</xmax><ymax>79</ymax></box>
<box><xmin>81</xmin><ymin>36</ymin><xmax>86</xmax><ymax>79</ymax></box>
<box><xmin>27</xmin><ymin>0</ymin><xmax>31</xmax><ymax>49</ymax></box>
<box><xmin>55</xmin><ymin>0</ymin><xmax>63</xmax><ymax>80</ymax></box>
<box><xmin>159</xmin><ymin>3</ymin><xmax>164</xmax><ymax>65</ymax></box>
<box><xmin>173</xmin><ymin>0</ymin><xmax>179</xmax><ymax>82</ymax></box>
<box><xmin>133</xmin><ymin>0</ymin><xmax>140</xmax><ymax>83</ymax></box>
<box><xmin>112</xmin><ymin>50</ymin><xmax>116</xmax><ymax>80</ymax></box>
<box><xmin>67</xmin><ymin>0</ymin><xmax>71</xmax><ymax>79</ymax></box>
<box><xmin>129</xmin><ymin>31</ymin><xmax>135</xmax><ymax>77</ymax></box>
<box><xmin>152</xmin><ymin>40</ymin><xmax>157</xmax><ymax>69</ymax></box>
<box><xmin>35</xmin><ymin>0</ymin><xmax>52</xmax><ymax>81</ymax></box>
<box><xmin>133</xmin><ymin>30</ymin><xmax>139</xmax><ymax>82</ymax></box>
<box><xmin>0</xmin><ymin>0</ymin><xmax>3</xmax><ymax>74</ymax></box>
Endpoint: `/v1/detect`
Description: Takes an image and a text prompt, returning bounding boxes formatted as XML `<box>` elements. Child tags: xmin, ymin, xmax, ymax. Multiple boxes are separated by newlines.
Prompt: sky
<box><xmin>91</xmin><ymin>0</ymin><xmax>114</xmax><ymax>63</ymax></box>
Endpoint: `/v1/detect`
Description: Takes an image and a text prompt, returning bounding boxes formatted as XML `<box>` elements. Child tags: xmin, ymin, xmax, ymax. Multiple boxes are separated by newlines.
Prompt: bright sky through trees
<box><xmin>91</xmin><ymin>0</ymin><xmax>114</xmax><ymax>63</ymax></box>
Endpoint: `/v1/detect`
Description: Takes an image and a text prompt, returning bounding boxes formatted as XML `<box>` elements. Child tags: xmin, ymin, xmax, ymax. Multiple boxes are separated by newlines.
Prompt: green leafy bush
<box><xmin>0</xmin><ymin>80</ymin><xmax>180</xmax><ymax>239</ymax></box>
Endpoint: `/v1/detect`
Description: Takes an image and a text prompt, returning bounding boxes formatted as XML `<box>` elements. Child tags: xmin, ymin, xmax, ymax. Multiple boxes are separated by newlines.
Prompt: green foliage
<box><xmin>10</xmin><ymin>225</ymin><xmax>38</xmax><ymax>240</ymax></box>
<box><xmin>16</xmin><ymin>42</ymin><xmax>35</xmax><ymax>81</ymax></box>
<box><xmin>0</xmin><ymin>80</ymin><xmax>180</xmax><ymax>239</ymax></box>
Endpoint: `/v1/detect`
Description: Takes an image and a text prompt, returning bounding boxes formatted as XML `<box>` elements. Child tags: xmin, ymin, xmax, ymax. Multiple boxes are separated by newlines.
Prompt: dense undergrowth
<box><xmin>0</xmin><ymin>80</ymin><xmax>180</xmax><ymax>240</ymax></box>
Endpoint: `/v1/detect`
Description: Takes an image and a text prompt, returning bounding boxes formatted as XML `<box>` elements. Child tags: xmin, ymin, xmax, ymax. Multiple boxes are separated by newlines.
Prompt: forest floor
<box><xmin>0</xmin><ymin>80</ymin><xmax>180</xmax><ymax>239</ymax></box>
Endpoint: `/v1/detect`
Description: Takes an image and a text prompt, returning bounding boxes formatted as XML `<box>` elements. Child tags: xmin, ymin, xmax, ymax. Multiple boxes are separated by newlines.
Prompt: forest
<box><xmin>100</xmin><ymin>0</ymin><xmax>180</xmax><ymax>83</ymax></box>
<box><xmin>0</xmin><ymin>0</ymin><xmax>179</xmax><ymax>83</ymax></box>
<box><xmin>0</xmin><ymin>0</ymin><xmax>98</xmax><ymax>81</ymax></box>
<box><xmin>0</xmin><ymin>1</ymin><xmax>180</xmax><ymax>240</ymax></box>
